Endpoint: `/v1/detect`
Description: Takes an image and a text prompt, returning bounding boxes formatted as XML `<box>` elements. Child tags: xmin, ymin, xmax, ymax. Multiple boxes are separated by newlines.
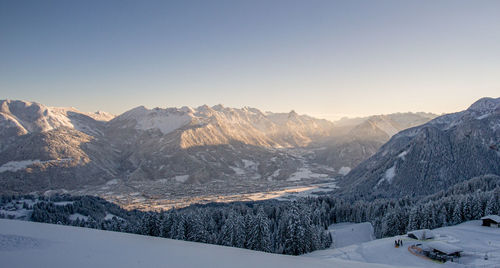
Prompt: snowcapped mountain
<box><xmin>312</xmin><ymin>113</ymin><xmax>437</xmax><ymax>173</ymax></box>
<box><xmin>0</xmin><ymin>100</ymin><xmax>119</xmax><ymax>193</ymax></box>
<box><xmin>340</xmin><ymin>97</ymin><xmax>500</xmax><ymax>199</ymax></box>
<box><xmin>102</xmin><ymin>104</ymin><xmax>338</xmax><ymax>189</ymax></box>
<box><xmin>0</xmin><ymin>99</ymin><xmax>436</xmax><ymax>204</ymax></box>
<box><xmin>0</xmin><ymin>99</ymin><xmax>113</xmax><ymax>137</ymax></box>
<box><xmin>109</xmin><ymin>104</ymin><xmax>334</xmax><ymax>148</ymax></box>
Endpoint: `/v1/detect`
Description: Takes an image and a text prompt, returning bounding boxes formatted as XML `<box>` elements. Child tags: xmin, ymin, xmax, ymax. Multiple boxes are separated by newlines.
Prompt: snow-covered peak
<box><xmin>196</xmin><ymin>104</ymin><xmax>213</xmax><ymax>113</ymax></box>
<box><xmin>467</xmin><ymin>97</ymin><xmax>500</xmax><ymax>113</ymax></box>
<box><xmin>87</xmin><ymin>111</ymin><xmax>115</xmax><ymax>121</ymax></box>
<box><xmin>119</xmin><ymin>105</ymin><xmax>149</xmax><ymax>119</ymax></box>
<box><xmin>0</xmin><ymin>99</ymin><xmax>103</xmax><ymax>134</ymax></box>
<box><xmin>211</xmin><ymin>104</ymin><xmax>225</xmax><ymax>111</ymax></box>
<box><xmin>179</xmin><ymin>106</ymin><xmax>195</xmax><ymax>114</ymax></box>
<box><xmin>112</xmin><ymin>104</ymin><xmax>335</xmax><ymax>148</ymax></box>
<box><xmin>115</xmin><ymin>105</ymin><xmax>195</xmax><ymax>134</ymax></box>
<box><xmin>399</xmin><ymin>97</ymin><xmax>500</xmax><ymax>133</ymax></box>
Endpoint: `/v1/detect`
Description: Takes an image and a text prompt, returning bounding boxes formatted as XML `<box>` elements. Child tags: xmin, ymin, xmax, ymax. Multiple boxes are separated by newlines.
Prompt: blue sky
<box><xmin>1</xmin><ymin>0</ymin><xmax>499</xmax><ymax>120</ymax></box>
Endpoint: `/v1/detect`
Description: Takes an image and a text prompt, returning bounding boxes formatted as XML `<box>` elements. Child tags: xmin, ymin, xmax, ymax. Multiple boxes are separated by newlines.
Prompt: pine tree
<box><xmin>247</xmin><ymin>206</ymin><xmax>272</xmax><ymax>252</ymax></box>
<box><xmin>186</xmin><ymin>211</ymin><xmax>208</xmax><ymax>243</ymax></box>
<box><xmin>283</xmin><ymin>203</ymin><xmax>305</xmax><ymax>255</ymax></box>
<box><xmin>160</xmin><ymin>212</ymin><xmax>175</xmax><ymax>238</ymax></box>
<box><xmin>485</xmin><ymin>195</ymin><xmax>499</xmax><ymax>216</ymax></box>
<box><xmin>463</xmin><ymin>196</ymin><xmax>474</xmax><ymax>221</ymax></box>
<box><xmin>407</xmin><ymin>207</ymin><xmax>421</xmax><ymax>231</ymax></box>
<box><xmin>218</xmin><ymin>212</ymin><xmax>236</xmax><ymax>246</ymax></box>
<box><xmin>452</xmin><ymin>202</ymin><xmax>463</xmax><ymax>225</ymax></box>
<box><xmin>173</xmin><ymin>215</ymin><xmax>187</xmax><ymax>240</ymax></box>
<box><xmin>142</xmin><ymin>212</ymin><xmax>160</xmax><ymax>236</ymax></box>
<box><xmin>436</xmin><ymin>205</ymin><xmax>447</xmax><ymax>227</ymax></box>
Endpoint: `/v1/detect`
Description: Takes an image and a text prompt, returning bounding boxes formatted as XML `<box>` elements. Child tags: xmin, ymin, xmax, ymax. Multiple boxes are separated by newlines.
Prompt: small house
<box><xmin>426</xmin><ymin>241</ymin><xmax>462</xmax><ymax>262</ymax></box>
<box><xmin>407</xmin><ymin>229</ymin><xmax>435</xmax><ymax>240</ymax></box>
<box><xmin>481</xmin><ymin>215</ymin><xmax>500</xmax><ymax>227</ymax></box>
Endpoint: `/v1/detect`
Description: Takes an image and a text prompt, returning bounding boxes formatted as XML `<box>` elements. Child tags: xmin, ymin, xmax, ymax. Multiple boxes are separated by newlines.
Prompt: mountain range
<box><xmin>0</xmin><ymin>99</ymin><xmax>436</xmax><ymax>203</ymax></box>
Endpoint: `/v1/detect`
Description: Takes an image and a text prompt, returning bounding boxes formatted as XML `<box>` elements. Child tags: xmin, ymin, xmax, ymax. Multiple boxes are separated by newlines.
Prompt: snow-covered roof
<box><xmin>481</xmin><ymin>215</ymin><xmax>500</xmax><ymax>223</ymax></box>
<box><xmin>407</xmin><ymin>229</ymin><xmax>435</xmax><ymax>240</ymax></box>
<box><xmin>427</xmin><ymin>241</ymin><xmax>462</xmax><ymax>255</ymax></box>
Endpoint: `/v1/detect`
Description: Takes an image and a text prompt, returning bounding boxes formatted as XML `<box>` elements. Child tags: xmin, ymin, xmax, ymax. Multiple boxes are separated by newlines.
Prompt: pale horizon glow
<box><xmin>1</xmin><ymin>0</ymin><xmax>499</xmax><ymax>122</ymax></box>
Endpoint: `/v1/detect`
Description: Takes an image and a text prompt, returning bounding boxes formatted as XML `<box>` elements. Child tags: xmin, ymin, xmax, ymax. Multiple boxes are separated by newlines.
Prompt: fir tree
<box><xmin>247</xmin><ymin>206</ymin><xmax>272</xmax><ymax>252</ymax></box>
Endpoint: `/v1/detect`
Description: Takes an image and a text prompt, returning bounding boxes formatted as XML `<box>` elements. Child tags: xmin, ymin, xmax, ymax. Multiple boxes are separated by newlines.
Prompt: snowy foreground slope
<box><xmin>307</xmin><ymin>221</ymin><xmax>500</xmax><ymax>267</ymax></box>
<box><xmin>0</xmin><ymin>219</ymin><xmax>404</xmax><ymax>268</ymax></box>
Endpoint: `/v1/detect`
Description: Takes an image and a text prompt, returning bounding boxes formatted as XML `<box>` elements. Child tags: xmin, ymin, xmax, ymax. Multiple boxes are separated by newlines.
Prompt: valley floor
<box><xmin>99</xmin><ymin>180</ymin><xmax>337</xmax><ymax>211</ymax></box>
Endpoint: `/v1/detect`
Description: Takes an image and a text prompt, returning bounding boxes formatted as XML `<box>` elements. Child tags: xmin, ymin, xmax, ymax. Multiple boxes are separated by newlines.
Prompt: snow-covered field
<box><xmin>307</xmin><ymin>221</ymin><xmax>500</xmax><ymax>267</ymax></box>
<box><xmin>0</xmin><ymin>158</ymin><xmax>72</xmax><ymax>173</ymax></box>
<box><xmin>2</xmin><ymin>219</ymin><xmax>499</xmax><ymax>267</ymax></box>
<box><xmin>0</xmin><ymin>219</ymin><xmax>400</xmax><ymax>268</ymax></box>
<box><xmin>328</xmin><ymin>222</ymin><xmax>375</xmax><ymax>248</ymax></box>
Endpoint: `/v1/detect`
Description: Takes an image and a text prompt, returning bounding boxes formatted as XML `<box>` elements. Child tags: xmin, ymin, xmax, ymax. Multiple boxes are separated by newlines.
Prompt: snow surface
<box><xmin>68</xmin><ymin>213</ymin><xmax>89</xmax><ymax>221</ymax></box>
<box><xmin>468</xmin><ymin>97</ymin><xmax>500</xmax><ymax>113</ymax></box>
<box><xmin>119</xmin><ymin>106</ymin><xmax>194</xmax><ymax>134</ymax></box>
<box><xmin>230</xmin><ymin>166</ymin><xmax>246</xmax><ymax>175</ymax></box>
<box><xmin>0</xmin><ymin>208</ymin><xmax>31</xmax><ymax>219</ymax></box>
<box><xmin>307</xmin><ymin>220</ymin><xmax>500</xmax><ymax>267</ymax></box>
<box><xmin>476</xmin><ymin>113</ymin><xmax>490</xmax><ymax>120</ymax></box>
<box><xmin>53</xmin><ymin>201</ymin><xmax>74</xmax><ymax>206</ymax></box>
<box><xmin>173</xmin><ymin>175</ymin><xmax>189</xmax><ymax>183</ymax></box>
<box><xmin>268</xmin><ymin>169</ymin><xmax>281</xmax><ymax>180</ymax></box>
<box><xmin>104</xmin><ymin>213</ymin><xmax>122</xmax><ymax>221</ymax></box>
<box><xmin>384</xmin><ymin>165</ymin><xmax>396</xmax><ymax>182</ymax></box>
<box><xmin>242</xmin><ymin>159</ymin><xmax>258</xmax><ymax>170</ymax></box>
<box><xmin>0</xmin><ymin>159</ymin><xmax>72</xmax><ymax>173</ymax></box>
<box><xmin>0</xmin><ymin>160</ymin><xmax>40</xmax><ymax>173</ymax></box>
<box><xmin>85</xmin><ymin>111</ymin><xmax>115</xmax><ymax>122</ymax></box>
<box><xmin>338</xmin><ymin>166</ymin><xmax>351</xmax><ymax>176</ymax></box>
<box><xmin>328</xmin><ymin>222</ymin><xmax>375</xmax><ymax>248</ymax></box>
<box><xmin>0</xmin><ymin>219</ymin><xmax>400</xmax><ymax>268</ymax></box>
<box><xmin>377</xmin><ymin>164</ymin><xmax>396</xmax><ymax>186</ymax></box>
<box><xmin>397</xmin><ymin>151</ymin><xmax>408</xmax><ymax>160</ymax></box>
<box><xmin>287</xmin><ymin>167</ymin><xmax>329</xmax><ymax>181</ymax></box>
<box><xmin>407</xmin><ymin>229</ymin><xmax>435</xmax><ymax>240</ymax></box>
<box><xmin>136</xmin><ymin>112</ymin><xmax>192</xmax><ymax>134</ymax></box>
<box><xmin>105</xmin><ymin>179</ymin><xmax>119</xmax><ymax>185</ymax></box>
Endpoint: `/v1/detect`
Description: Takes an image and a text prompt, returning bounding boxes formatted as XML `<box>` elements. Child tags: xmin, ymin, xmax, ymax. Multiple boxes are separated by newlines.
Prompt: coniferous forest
<box><xmin>1</xmin><ymin>174</ymin><xmax>499</xmax><ymax>255</ymax></box>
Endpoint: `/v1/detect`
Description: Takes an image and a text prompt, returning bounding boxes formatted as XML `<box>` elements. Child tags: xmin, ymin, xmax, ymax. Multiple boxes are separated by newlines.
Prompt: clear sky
<box><xmin>1</xmin><ymin>0</ymin><xmax>499</xmax><ymax>121</ymax></box>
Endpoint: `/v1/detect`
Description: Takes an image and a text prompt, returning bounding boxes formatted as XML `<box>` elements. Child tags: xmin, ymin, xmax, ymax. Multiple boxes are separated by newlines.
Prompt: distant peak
<box><xmin>130</xmin><ymin>105</ymin><xmax>148</xmax><ymax>112</ymax></box>
<box><xmin>197</xmin><ymin>104</ymin><xmax>211</xmax><ymax>110</ymax></box>
<box><xmin>120</xmin><ymin>105</ymin><xmax>149</xmax><ymax>118</ymax></box>
<box><xmin>180</xmin><ymin>106</ymin><xmax>195</xmax><ymax>114</ymax></box>
<box><xmin>212</xmin><ymin>104</ymin><xmax>225</xmax><ymax>111</ymax></box>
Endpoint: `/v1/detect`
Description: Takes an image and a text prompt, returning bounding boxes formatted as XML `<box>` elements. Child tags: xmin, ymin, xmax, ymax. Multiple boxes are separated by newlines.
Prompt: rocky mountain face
<box><xmin>340</xmin><ymin>97</ymin><xmax>500</xmax><ymax>199</ymax></box>
<box><xmin>0</xmin><ymin>99</ymin><xmax>436</xmax><ymax>203</ymax></box>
